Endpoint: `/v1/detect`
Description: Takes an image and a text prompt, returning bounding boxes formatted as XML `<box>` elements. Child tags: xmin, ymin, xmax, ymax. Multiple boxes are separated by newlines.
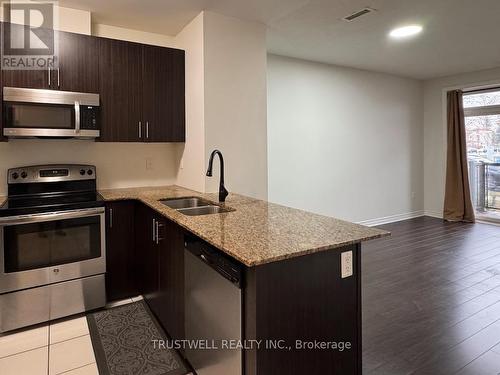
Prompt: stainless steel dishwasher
<box><xmin>184</xmin><ymin>237</ymin><xmax>243</xmax><ymax>375</ymax></box>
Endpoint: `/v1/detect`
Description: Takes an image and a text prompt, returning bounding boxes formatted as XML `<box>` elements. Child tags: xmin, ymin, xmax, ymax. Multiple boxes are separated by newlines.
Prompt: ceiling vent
<box><xmin>342</xmin><ymin>7</ymin><xmax>376</xmax><ymax>22</ymax></box>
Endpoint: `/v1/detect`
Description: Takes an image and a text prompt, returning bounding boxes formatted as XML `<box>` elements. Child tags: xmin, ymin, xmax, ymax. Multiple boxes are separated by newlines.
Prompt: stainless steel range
<box><xmin>0</xmin><ymin>164</ymin><xmax>106</xmax><ymax>332</ymax></box>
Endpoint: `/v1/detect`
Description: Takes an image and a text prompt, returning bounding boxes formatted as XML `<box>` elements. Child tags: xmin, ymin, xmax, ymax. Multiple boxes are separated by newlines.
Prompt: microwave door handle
<box><xmin>74</xmin><ymin>101</ymin><xmax>80</xmax><ymax>133</ymax></box>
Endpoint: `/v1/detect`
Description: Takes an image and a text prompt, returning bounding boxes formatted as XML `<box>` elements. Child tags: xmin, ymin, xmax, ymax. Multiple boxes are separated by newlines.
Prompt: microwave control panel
<box><xmin>80</xmin><ymin>106</ymin><xmax>99</xmax><ymax>130</ymax></box>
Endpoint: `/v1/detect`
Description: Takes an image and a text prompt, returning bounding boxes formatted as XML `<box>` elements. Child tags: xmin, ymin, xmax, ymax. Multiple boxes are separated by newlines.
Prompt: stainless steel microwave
<box><xmin>2</xmin><ymin>87</ymin><xmax>100</xmax><ymax>139</ymax></box>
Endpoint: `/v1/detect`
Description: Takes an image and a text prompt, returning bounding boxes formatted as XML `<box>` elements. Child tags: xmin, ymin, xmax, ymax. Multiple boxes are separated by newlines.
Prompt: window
<box><xmin>463</xmin><ymin>89</ymin><xmax>500</xmax><ymax>217</ymax></box>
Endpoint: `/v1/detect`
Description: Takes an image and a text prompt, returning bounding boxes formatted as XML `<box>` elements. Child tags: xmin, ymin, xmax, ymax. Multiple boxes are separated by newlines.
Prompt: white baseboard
<box><xmin>424</xmin><ymin>210</ymin><xmax>443</xmax><ymax>219</ymax></box>
<box><xmin>423</xmin><ymin>211</ymin><xmax>499</xmax><ymax>224</ymax></box>
<box><xmin>477</xmin><ymin>219</ymin><xmax>500</xmax><ymax>227</ymax></box>
<box><xmin>357</xmin><ymin>211</ymin><xmax>425</xmax><ymax>227</ymax></box>
<box><xmin>356</xmin><ymin>209</ymin><xmax>499</xmax><ymax>227</ymax></box>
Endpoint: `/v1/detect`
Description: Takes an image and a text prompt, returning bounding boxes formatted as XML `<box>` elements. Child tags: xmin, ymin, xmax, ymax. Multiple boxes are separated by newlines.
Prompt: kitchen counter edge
<box><xmin>98</xmin><ymin>186</ymin><xmax>390</xmax><ymax>267</ymax></box>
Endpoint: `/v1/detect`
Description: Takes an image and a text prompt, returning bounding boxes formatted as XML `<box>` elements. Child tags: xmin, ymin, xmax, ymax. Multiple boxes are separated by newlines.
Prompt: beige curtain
<box><xmin>443</xmin><ymin>90</ymin><xmax>475</xmax><ymax>222</ymax></box>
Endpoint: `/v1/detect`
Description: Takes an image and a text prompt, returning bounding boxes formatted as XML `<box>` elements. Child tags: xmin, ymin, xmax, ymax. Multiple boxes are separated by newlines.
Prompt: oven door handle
<box><xmin>0</xmin><ymin>207</ymin><xmax>105</xmax><ymax>226</ymax></box>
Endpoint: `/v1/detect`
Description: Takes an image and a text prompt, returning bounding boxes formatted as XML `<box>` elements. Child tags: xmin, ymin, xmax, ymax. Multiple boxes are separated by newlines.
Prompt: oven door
<box><xmin>0</xmin><ymin>207</ymin><xmax>106</xmax><ymax>294</ymax></box>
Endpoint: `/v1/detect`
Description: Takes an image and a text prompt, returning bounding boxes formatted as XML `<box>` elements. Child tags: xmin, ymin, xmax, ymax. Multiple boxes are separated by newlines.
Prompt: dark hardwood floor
<box><xmin>363</xmin><ymin>216</ymin><xmax>500</xmax><ymax>375</ymax></box>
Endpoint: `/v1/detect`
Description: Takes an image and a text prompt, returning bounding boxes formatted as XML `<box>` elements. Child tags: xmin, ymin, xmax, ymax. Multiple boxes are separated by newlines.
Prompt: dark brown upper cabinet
<box><xmin>1</xmin><ymin>64</ymin><xmax>48</xmax><ymax>90</ymax></box>
<box><xmin>98</xmin><ymin>40</ymin><xmax>185</xmax><ymax>143</ymax></box>
<box><xmin>1</xmin><ymin>22</ymin><xmax>49</xmax><ymax>90</ymax></box>
<box><xmin>1</xmin><ymin>24</ymin><xmax>98</xmax><ymax>93</ymax></box>
<box><xmin>98</xmin><ymin>38</ymin><xmax>143</xmax><ymax>142</ymax></box>
<box><xmin>0</xmin><ymin>74</ymin><xmax>4</xmax><ymax>142</ymax></box>
<box><xmin>56</xmin><ymin>32</ymin><xmax>99</xmax><ymax>93</ymax></box>
<box><xmin>0</xmin><ymin>26</ymin><xmax>3</xmax><ymax>142</ymax></box>
<box><xmin>0</xmin><ymin>22</ymin><xmax>185</xmax><ymax>143</ymax></box>
<box><xmin>143</xmin><ymin>45</ymin><xmax>185</xmax><ymax>143</ymax></box>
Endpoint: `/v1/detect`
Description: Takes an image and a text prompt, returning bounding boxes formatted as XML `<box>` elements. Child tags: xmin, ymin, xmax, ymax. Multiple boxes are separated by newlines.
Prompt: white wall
<box><xmin>423</xmin><ymin>67</ymin><xmax>500</xmax><ymax>217</ymax></box>
<box><xmin>92</xmin><ymin>23</ymin><xmax>175</xmax><ymax>47</ymax></box>
<box><xmin>169</xmin><ymin>12</ymin><xmax>268</xmax><ymax>199</ymax></box>
<box><xmin>267</xmin><ymin>54</ymin><xmax>424</xmax><ymax>223</ymax></box>
<box><xmin>0</xmin><ymin>141</ymin><xmax>178</xmax><ymax>195</ymax></box>
<box><xmin>174</xmin><ymin>13</ymin><xmax>206</xmax><ymax>192</ymax></box>
<box><xmin>0</xmin><ymin>6</ymin><xmax>91</xmax><ymax>34</ymax></box>
<box><xmin>58</xmin><ymin>7</ymin><xmax>91</xmax><ymax>35</ymax></box>
<box><xmin>203</xmin><ymin>12</ymin><xmax>268</xmax><ymax>199</ymax></box>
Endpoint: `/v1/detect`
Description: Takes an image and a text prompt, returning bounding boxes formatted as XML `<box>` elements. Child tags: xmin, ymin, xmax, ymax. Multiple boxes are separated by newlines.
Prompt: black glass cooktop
<box><xmin>0</xmin><ymin>192</ymin><xmax>105</xmax><ymax>217</ymax></box>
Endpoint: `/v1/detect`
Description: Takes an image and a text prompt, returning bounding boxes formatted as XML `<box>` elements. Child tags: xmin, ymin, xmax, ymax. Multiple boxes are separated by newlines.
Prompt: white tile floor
<box><xmin>0</xmin><ymin>296</ymin><xmax>143</xmax><ymax>375</ymax></box>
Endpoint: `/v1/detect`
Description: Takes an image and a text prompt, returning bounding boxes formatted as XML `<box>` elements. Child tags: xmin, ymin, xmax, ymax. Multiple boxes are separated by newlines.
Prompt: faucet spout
<box><xmin>206</xmin><ymin>150</ymin><xmax>229</xmax><ymax>203</ymax></box>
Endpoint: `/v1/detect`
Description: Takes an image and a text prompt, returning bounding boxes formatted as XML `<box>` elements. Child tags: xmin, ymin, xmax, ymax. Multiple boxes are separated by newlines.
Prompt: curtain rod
<box><xmin>463</xmin><ymin>85</ymin><xmax>500</xmax><ymax>95</ymax></box>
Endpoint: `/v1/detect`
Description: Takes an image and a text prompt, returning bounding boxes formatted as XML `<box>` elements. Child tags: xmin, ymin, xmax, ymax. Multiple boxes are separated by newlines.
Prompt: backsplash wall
<box><xmin>0</xmin><ymin>140</ymin><xmax>181</xmax><ymax>196</ymax></box>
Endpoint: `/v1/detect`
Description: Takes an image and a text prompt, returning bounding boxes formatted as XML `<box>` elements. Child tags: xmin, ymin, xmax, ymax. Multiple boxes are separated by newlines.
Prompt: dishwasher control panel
<box><xmin>185</xmin><ymin>236</ymin><xmax>243</xmax><ymax>288</ymax></box>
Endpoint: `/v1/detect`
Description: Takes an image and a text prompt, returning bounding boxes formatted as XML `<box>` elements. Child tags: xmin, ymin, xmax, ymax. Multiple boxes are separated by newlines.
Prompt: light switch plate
<box><xmin>341</xmin><ymin>251</ymin><xmax>353</xmax><ymax>278</ymax></box>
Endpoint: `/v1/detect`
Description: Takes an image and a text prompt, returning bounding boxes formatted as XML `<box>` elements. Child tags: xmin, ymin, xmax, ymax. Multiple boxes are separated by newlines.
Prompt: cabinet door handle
<box><xmin>146</xmin><ymin>121</ymin><xmax>149</xmax><ymax>139</ymax></box>
<box><xmin>109</xmin><ymin>208</ymin><xmax>113</xmax><ymax>228</ymax></box>
<box><xmin>138</xmin><ymin>121</ymin><xmax>142</xmax><ymax>139</ymax></box>
<box><xmin>156</xmin><ymin>221</ymin><xmax>164</xmax><ymax>245</ymax></box>
<box><xmin>152</xmin><ymin>218</ymin><xmax>156</xmax><ymax>242</ymax></box>
<box><xmin>57</xmin><ymin>68</ymin><xmax>60</xmax><ymax>88</ymax></box>
<box><xmin>48</xmin><ymin>69</ymin><xmax>51</xmax><ymax>87</ymax></box>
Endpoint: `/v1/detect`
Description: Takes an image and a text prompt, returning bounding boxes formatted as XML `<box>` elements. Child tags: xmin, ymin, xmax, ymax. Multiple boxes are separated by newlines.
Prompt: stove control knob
<box><xmin>80</xmin><ymin>169</ymin><xmax>86</xmax><ymax>176</ymax></box>
<box><xmin>87</xmin><ymin>169</ymin><xmax>93</xmax><ymax>176</ymax></box>
<box><xmin>12</xmin><ymin>172</ymin><xmax>19</xmax><ymax>180</ymax></box>
<box><xmin>20</xmin><ymin>171</ymin><xmax>27</xmax><ymax>179</ymax></box>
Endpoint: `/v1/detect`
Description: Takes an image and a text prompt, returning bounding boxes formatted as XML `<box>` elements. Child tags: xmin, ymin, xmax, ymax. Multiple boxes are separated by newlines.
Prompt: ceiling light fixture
<box><xmin>389</xmin><ymin>25</ymin><xmax>423</xmax><ymax>39</ymax></box>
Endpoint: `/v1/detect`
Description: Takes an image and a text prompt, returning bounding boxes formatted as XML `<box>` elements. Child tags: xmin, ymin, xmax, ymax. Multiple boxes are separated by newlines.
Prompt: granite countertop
<box><xmin>99</xmin><ymin>185</ymin><xmax>389</xmax><ymax>267</ymax></box>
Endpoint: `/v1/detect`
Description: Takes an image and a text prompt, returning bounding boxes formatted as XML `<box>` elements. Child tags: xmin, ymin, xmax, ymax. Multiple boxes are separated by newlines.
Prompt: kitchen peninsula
<box><xmin>100</xmin><ymin>185</ymin><xmax>388</xmax><ymax>374</ymax></box>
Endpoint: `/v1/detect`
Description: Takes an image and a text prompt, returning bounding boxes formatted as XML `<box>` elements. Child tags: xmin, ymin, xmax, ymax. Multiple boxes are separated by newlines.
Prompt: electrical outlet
<box><xmin>341</xmin><ymin>251</ymin><xmax>353</xmax><ymax>278</ymax></box>
<box><xmin>146</xmin><ymin>158</ymin><xmax>153</xmax><ymax>170</ymax></box>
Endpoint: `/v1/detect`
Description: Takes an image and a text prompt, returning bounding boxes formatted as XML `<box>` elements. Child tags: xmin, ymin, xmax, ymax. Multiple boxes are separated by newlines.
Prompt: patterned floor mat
<box><xmin>87</xmin><ymin>301</ymin><xmax>190</xmax><ymax>375</ymax></box>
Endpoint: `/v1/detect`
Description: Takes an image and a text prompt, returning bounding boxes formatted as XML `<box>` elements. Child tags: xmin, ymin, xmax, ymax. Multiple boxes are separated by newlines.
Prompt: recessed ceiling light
<box><xmin>389</xmin><ymin>25</ymin><xmax>423</xmax><ymax>39</ymax></box>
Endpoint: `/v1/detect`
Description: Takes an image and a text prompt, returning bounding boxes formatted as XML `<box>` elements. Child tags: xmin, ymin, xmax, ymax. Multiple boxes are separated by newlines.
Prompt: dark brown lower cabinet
<box><xmin>108</xmin><ymin>201</ymin><xmax>361</xmax><ymax>373</ymax></box>
<box><xmin>135</xmin><ymin>202</ymin><xmax>158</xmax><ymax>304</ymax></box>
<box><xmin>244</xmin><ymin>244</ymin><xmax>361</xmax><ymax>375</ymax></box>
<box><xmin>133</xmin><ymin>203</ymin><xmax>185</xmax><ymax>340</ymax></box>
<box><xmin>105</xmin><ymin>201</ymin><xmax>137</xmax><ymax>301</ymax></box>
<box><xmin>155</xmin><ymin>217</ymin><xmax>185</xmax><ymax>340</ymax></box>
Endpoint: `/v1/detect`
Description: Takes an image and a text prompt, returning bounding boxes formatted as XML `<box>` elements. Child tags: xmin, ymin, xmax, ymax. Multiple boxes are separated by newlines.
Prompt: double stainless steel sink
<box><xmin>159</xmin><ymin>197</ymin><xmax>231</xmax><ymax>216</ymax></box>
